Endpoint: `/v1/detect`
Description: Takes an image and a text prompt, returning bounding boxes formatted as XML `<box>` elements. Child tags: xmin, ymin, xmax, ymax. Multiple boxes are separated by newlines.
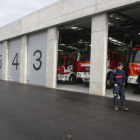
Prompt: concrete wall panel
<box><xmin>0</xmin><ymin>0</ymin><xmax>140</xmax><ymax>41</ymax></box>
<box><xmin>46</xmin><ymin>27</ymin><xmax>58</xmax><ymax>88</ymax></box>
<box><xmin>19</xmin><ymin>35</ymin><xmax>28</xmax><ymax>84</ymax></box>
<box><xmin>96</xmin><ymin>0</ymin><xmax>111</xmax><ymax>4</ymax></box>
<box><xmin>39</xmin><ymin>3</ymin><xmax>62</xmax><ymax>23</ymax></box>
<box><xmin>62</xmin><ymin>0</ymin><xmax>77</xmax><ymax>15</ymax></box>
<box><xmin>22</xmin><ymin>12</ymin><xmax>39</xmax><ymax>29</ymax></box>
<box><xmin>0</xmin><ymin>43</ymin><xmax>3</xmax><ymax>79</ymax></box>
<box><xmin>89</xmin><ymin>13</ymin><xmax>108</xmax><ymax>96</ymax></box>
<box><xmin>2</xmin><ymin>41</ymin><xmax>8</xmax><ymax>81</ymax></box>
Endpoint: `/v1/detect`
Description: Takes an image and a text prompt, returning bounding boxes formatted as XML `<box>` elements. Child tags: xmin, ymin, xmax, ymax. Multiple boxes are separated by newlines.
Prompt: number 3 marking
<box><xmin>33</xmin><ymin>50</ymin><xmax>42</xmax><ymax>70</ymax></box>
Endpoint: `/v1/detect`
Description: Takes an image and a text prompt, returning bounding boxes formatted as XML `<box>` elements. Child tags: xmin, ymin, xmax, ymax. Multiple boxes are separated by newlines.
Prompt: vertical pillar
<box><xmin>2</xmin><ymin>41</ymin><xmax>8</xmax><ymax>80</ymax></box>
<box><xmin>19</xmin><ymin>35</ymin><xmax>28</xmax><ymax>83</ymax></box>
<box><xmin>89</xmin><ymin>13</ymin><xmax>109</xmax><ymax>96</ymax></box>
<box><xmin>46</xmin><ymin>27</ymin><xmax>58</xmax><ymax>88</ymax></box>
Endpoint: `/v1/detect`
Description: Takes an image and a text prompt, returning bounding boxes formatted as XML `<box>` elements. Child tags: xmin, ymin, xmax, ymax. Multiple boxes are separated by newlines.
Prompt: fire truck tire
<box><xmin>106</xmin><ymin>75</ymin><xmax>113</xmax><ymax>89</ymax></box>
<box><xmin>84</xmin><ymin>82</ymin><xmax>89</xmax><ymax>87</ymax></box>
<box><xmin>69</xmin><ymin>74</ymin><xmax>76</xmax><ymax>84</ymax></box>
<box><xmin>133</xmin><ymin>85</ymin><xmax>140</xmax><ymax>94</ymax></box>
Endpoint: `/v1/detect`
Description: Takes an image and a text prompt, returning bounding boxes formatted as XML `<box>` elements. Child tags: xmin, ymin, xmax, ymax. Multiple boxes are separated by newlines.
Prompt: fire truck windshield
<box><xmin>58</xmin><ymin>58</ymin><xmax>65</xmax><ymax>66</ymax></box>
<box><xmin>131</xmin><ymin>51</ymin><xmax>140</xmax><ymax>63</ymax></box>
<box><xmin>79</xmin><ymin>52</ymin><xmax>90</xmax><ymax>61</ymax></box>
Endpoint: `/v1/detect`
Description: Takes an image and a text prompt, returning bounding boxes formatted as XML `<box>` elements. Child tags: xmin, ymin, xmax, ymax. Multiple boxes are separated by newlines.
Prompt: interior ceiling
<box><xmin>59</xmin><ymin>5</ymin><xmax>140</xmax><ymax>52</ymax></box>
<box><xmin>108</xmin><ymin>5</ymin><xmax>140</xmax><ymax>51</ymax></box>
<box><xmin>59</xmin><ymin>22</ymin><xmax>91</xmax><ymax>52</ymax></box>
<box><xmin>122</xmin><ymin>7</ymin><xmax>140</xmax><ymax>20</ymax></box>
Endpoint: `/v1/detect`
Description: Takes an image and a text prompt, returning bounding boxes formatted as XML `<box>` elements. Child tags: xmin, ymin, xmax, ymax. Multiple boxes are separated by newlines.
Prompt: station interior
<box><xmin>56</xmin><ymin>5</ymin><xmax>140</xmax><ymax>101</ymax></box>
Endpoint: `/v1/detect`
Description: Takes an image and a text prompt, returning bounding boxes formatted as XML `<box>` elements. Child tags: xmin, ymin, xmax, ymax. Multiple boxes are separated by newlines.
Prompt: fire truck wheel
<box><xmin>106</xmin><ymin>75</ymin><xmax>113</xmax><ymax>89</ymax></box>
<box><xmin>84</xmin><ymin>82</ymin><xmax>89</xmax><ymax>87</ymax></box>
<box><xmin>133</xmin><ymin>85</ymin><xmax>140</xmax><ymax>94</ymax></box>
<box><xmin>69</xmin><ymin>74</ymin><xmax>76</xmax><ymax>84</ymax></box>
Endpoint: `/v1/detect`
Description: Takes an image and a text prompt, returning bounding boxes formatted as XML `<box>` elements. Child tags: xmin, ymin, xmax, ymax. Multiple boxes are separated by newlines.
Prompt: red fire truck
<box><xmin>127</xmin><ymin>46</ymin><xmax>140</xmax><ymax>94</ymax></box>
<box><xmin>106</xmin><ymin>51</ymin><xmax>120</xmax><ymax>88</ymax></box>
<box><xmin>57</xmin><ymin>52</ymin><xmax>90</xmax><ymax>84</ymax></box>
<box><xmin>57</xmin><ymin>51</ymin><xmax>120</xmax><ymax>88</ymax></box>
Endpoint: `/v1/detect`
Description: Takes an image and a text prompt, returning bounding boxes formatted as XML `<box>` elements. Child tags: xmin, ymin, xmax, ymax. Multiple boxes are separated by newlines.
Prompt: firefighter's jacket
<box><xmin>137</xmin><ymin>73</ymin><xmax>140</xmax><ymax>87</ymax></box>
<box><xmin>110</xmin><ymin>69</ymin><xmax>126</xmax><ymax>87</ymax></box>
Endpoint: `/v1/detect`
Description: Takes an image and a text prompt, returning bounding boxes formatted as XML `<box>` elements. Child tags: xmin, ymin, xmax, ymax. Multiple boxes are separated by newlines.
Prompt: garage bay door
<box><xmin>27</xmin><ymin>31</ymin><xmax>47</xmax><ymax>86</ymax></box>
<box><xmin>8</xmin><ymin>38</ymin><xmax>21</xmax><ymax>82</ymax></box>
<box><xmin>0</xmin><ymin>43</ymin><xmax>3</xmax><ymax>79</ymax></box>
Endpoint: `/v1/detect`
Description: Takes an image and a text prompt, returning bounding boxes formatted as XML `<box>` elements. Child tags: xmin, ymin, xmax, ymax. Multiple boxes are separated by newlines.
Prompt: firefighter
<box><xmin>137</xmin><ymin>73</ymin><xmax>140</xmax><ymax>90</ymax></box>
<box><xmin>110</xmin><ymin>62</ymin><xmax>129</xmax><ymax>111</ymax></box>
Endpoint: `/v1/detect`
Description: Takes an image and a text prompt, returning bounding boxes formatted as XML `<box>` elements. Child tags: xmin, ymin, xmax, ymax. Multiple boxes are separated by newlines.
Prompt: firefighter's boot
<box><xmin>114</xmin><ymin>102</ymin><xmax>118</xmax><ymax>110</ymax></box>
<box><xmin>121</xmin><ymin>102</ymin><xmax>129</xmax><ymax>111</ymax></box>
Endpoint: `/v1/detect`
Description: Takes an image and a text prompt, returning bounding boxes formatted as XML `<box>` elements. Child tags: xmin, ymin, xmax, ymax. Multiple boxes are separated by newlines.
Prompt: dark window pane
<box><xmin>58</xmin><ymin>58</ymin><xmax>65</xmax><ymax>66</ymax></box>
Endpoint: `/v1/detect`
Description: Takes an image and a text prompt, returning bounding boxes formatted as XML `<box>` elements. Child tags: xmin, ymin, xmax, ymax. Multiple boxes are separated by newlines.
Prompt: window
<box><xmin>113</xmin><ymin>53</ymin><xmax>117</xmax><ymax>60</ymax></box>
<box><xmin>58</xmin><ymin>58</ymin><xmax>65</xmax><ymax>66</ymax></box>
<box><xmin>79</xmin><ymin>51</ymin><xmax>90</xmax><ymax>61</ymax></box>
<box><xmin>66</xmin><ymin>58</ymin><xmax>72</xmax><ymax>66</ymax></box>
<box><xmin>131</xmin><ymin>51</ymin><xmax>140</xmax><ymax>63</ymax></box>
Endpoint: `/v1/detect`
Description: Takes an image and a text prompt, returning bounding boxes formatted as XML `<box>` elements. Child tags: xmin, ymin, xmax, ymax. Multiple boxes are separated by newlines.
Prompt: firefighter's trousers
<box><xmin>113</xmin><ymin>85</ymin><xmax>125</xmax><ymax>102</ymax></box>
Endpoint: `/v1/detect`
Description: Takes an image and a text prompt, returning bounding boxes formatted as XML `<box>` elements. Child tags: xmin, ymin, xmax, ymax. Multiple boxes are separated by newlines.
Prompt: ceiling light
<box><xmin>77</xmin><ymin>28</ymin><xmax>83</xmax><ymax>30</ymax></box>
<box><xmin>61</xmin><ymin>44</ymin><xmax>65</xmax><ymax>46</ymax></box>
<box><xmin>58</xmin><ymin>49</ymin><xmax>63</xmax><ymax>51</ymax></box>
<box><xmin>108</xmin><ymin>37</ymin><xmax>113</xmax><ymax>40</ymax></box>
<box><xmin>111</xmin><ymin>39</ymin><xmax>117</xmax><ymax>42</ymax></box>
<box><xmin>71</xmin><ymin>27</ymin><xmax>79</xmax><ymax>30</ymax></box>
<box><xmin>117</xmin><ymin>41</ymin><xmax>121</xmax><ymax>44</ymax></box>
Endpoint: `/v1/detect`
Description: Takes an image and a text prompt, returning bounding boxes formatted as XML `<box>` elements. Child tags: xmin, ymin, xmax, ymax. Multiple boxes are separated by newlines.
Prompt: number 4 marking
<box><xmin>12</xmin><ymin>53</ymin><xmax>19</xmax><ymax>70</ymax></box>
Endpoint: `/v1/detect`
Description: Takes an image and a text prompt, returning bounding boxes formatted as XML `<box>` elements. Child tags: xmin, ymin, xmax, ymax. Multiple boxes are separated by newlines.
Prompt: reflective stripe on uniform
<box><xmin>115</xmin><ymin>76</ymin><xmax>124</xmax><ymax>78</ymax></box>
<box><xmin>114</xmin><ymin>94</ymin><xmax>116</xmax><ymax>96</ymax></box>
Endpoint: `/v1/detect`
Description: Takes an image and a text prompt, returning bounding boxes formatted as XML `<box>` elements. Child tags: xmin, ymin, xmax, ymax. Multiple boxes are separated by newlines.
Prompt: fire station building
<box><xmin>0</xmin><ymin>0</ymin><xmax>140</xmax><ymax>96</ymax></box>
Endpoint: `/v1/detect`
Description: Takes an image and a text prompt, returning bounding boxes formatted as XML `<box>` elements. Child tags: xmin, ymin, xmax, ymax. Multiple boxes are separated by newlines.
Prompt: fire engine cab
<box><xmin>127</xmin><ymin>46</ymin><xmax>140</xmax><ymax>94</ymax></box>
<box><xmin>77</xmin><ymin>51</ymin><xmax>120</xmax><ymax>88</ymax></box>
<box><xmin>57</xmin><ymin>52</ymin><xmax>90</xmax><ymax>84</ymax></box>
<box><xmin>57</xmin><ymin>56</ymin><xmax>77</xmax><ymax>84</ymax></box>
<box><xmin>57</xmin><ymin>51</ymin><xmax>121</xmax><ymax>88</ymax></box>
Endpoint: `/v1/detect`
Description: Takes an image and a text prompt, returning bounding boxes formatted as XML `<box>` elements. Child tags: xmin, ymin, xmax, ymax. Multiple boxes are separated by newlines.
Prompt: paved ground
<box><xmin>0</xmin><ymin>80</ymin><xmax>140</xmax><ymax>140</ymax></box>
<box><xmin>57</xmin><ymin>83</ymin><xmax>140</xmax><ymax>102</ymax></box>
<box><xmin>57</xmin><ymin>82</ymin><xmax>89</xmax><ymax>94</ymax></box>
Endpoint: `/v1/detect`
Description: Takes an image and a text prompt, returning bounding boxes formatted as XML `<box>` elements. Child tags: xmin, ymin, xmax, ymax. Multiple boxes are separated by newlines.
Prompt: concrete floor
<box><xmin>106</xmin><ymin>87</ymin><xmax>140</xmax><ymax>102</ymax></box>
<box><xmin>57</xmin><ymin>83</ymin><xmax>140</xmax><ymax>102</ymax></box>
<box><xmin>57</xmin><ymin>82</ymin><xmax>89</xmax><ymax>94</ymax></box>
<box><xmin>1</xmin><ymin>80</ymin><xmax>140</xmax><ymax>140</ymax></box>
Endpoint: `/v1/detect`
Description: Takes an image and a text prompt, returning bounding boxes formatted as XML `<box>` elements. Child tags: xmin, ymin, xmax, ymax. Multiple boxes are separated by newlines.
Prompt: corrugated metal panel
<box><xmin>8</xmin><ymin>38</ymin><xmax>21</xmax><ymax>82</ymax></box>
<box><xmin>27</xmin><ymin>31</ymin><xmax>47</xmax><ymax>86</ymax></box>
<box><xmin>0</xmin><ymin>43</ymin><xmax>3</xmax><ymax>79</ymax></box>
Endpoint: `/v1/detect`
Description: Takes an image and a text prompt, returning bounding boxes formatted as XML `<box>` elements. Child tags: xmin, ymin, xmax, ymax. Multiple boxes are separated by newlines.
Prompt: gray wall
<box><xmin>0</xmin><ymin>0</ymin><xmax>139</xmax><ymax>42</ymax></box>
<box><xmin>0</xmin><ymin>0</ymin><xmax>138</xmax><ymax>95</ymax></box>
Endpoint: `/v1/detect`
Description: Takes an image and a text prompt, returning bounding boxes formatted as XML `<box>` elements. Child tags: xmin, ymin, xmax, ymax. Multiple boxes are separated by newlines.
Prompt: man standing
<box><xmin>110</xmin><ymin>62</ymin><xmax>129</xmax><ymax>111</ymax></box>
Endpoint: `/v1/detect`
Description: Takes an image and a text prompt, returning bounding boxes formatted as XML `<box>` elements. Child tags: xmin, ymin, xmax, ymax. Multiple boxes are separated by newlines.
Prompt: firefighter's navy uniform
<box><xmin>110</xmin><ymin>69</ymin><xmax>126</xmax><ymax>103</ymax></box>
